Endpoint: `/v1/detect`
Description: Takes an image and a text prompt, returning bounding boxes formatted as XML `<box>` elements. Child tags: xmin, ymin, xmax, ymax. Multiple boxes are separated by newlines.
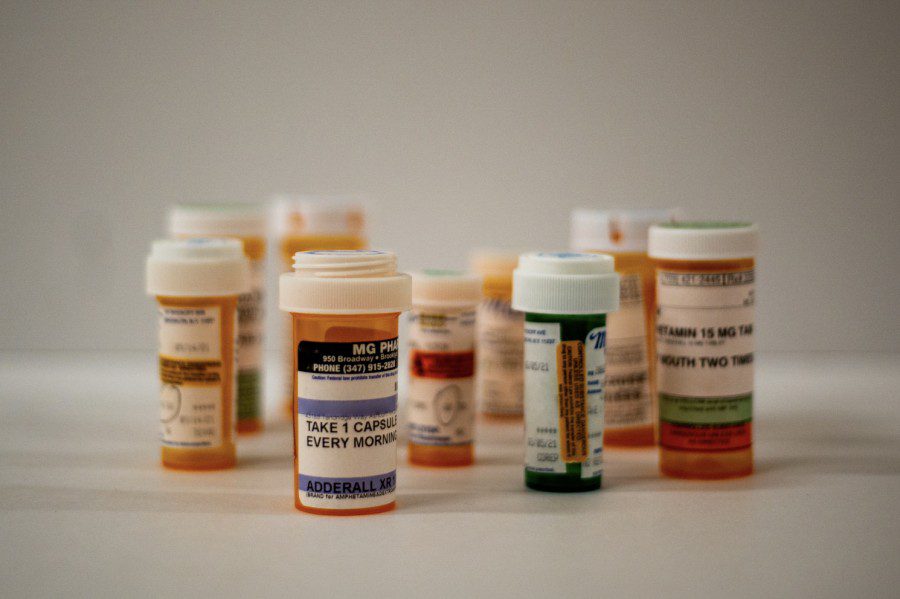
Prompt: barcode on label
<box><xmin>556</xmin><ymin>341</ymin><xmax>588</xmax><ymax>463</ymax></box>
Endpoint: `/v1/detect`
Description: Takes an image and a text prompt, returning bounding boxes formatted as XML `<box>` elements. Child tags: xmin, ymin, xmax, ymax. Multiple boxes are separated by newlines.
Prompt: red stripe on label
<box><xmin>660</xmin><ymin>422</ymin><xmax>752</xmax><ymax>451</ymax></box>
<box><xmin>410</xmin><ymin>351</ymin><xmax>475</xmax><ymax>379</ymax></box>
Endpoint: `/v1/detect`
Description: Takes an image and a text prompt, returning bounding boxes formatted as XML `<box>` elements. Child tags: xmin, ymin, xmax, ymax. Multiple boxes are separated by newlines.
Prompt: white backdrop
<box><xmin>1</xmin><ymin>1</ymin><xmax>898</xmax><ymax>352</ymax></box>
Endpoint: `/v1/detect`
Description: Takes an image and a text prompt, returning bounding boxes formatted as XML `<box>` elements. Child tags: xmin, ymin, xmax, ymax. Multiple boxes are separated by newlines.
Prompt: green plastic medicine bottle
<box><xmin>512</xmin><ymin>252</ymin><xmax>620</xmax><ymax>492</ymax></box>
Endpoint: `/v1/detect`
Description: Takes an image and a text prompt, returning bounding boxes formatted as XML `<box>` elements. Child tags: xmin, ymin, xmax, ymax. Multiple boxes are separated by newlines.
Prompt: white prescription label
<box><xmin>523</xmin><ymin>322</ymin><xmax>605</xmax><ymax>479</ymax></box>
<box><xmin>238</xmin><ymin>258</ymin><xmax>264</xmax><ymax>372</ymax></box>
<box><xmin>407</xmin><ymin>309</ymin><xmax>476</xmax><ymax>446</ymax></box>
<box><xmin>476</xmin><ymin>298</ymin><xmax>524</xmax><ymax>415</ymax></box>
<box><xmin>604</xmin><ymin>273</ymin><xmax>652</xmax><ymax>428</ymax></box>
<box><xmin>656</xmin><ymin>269</ymin><xmax>755</xmax><ymax>451</ymax></box>
<box><xmin>158</xmin><ymin>305</ymin><xmax>226</xmax><ymax>448</ymax></box>
<box><xmin>656</xmin><ymin>270</ymin><xmax>755</xmax><ymax>397</ymax></box>
<box><xmin>296</xmin><ymin>338</ymin><xmax>399</xmax><ymax>510</ymax></box>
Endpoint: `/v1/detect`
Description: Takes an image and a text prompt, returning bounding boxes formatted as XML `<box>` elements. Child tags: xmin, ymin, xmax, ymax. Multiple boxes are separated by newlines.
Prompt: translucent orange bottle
<box><xmin>279</xmin><ymin>250</ymin><xmax>411</xmax><ymax>515</ymax></box>
<box><xmin>274</xmin><ymin>196</ymin><xmax>368</xmax><ymax>415</ymax></box>
<box><xmin>570</xmin><ymin>209</ymin><xmax>679</xmax><ymax>447</ymax></box>
<box><xmin>648</xmin><ymin>222</ymin><xmax>758</xmax><ymax>479</ymax></box>
<box><xmin>470</xmin><ymin>250</ymin><xmax>524</xmax><ymax>418</ymax></box>
<box><xmin>407</xmin><ymin>271</ymin><xmax>481</xmax><ymax>467</ymax></box>
<box><xmin>145</xmin><ymin>239</ymin><xmax>249</xmax><ymax>470</ymax></box>
<box><xmin>169</xmin><ymin>204</ymin><xmax>267</xmax><ymax>433</ymax></box>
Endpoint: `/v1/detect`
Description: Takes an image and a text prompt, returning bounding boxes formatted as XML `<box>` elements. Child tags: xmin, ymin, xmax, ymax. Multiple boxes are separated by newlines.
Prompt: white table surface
<box><xmin>1</xmin><ymin>351</ymin><xmax>898</xmax><ymax>598</ymax></box>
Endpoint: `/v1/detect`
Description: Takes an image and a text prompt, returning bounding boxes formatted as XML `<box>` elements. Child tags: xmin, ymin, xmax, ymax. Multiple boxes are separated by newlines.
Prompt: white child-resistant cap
<box><xmin>469</xmin><ymin>249</ymin><xmax>520</xmax><ymax>278</ymax></box>
<box><xmin>272</xmin><ymin>194</ymin><xmax>367</xmax><ymax>237</ymax></box>
<box><xmin>570</xmin><ymin>208</ymin><xmax>680</xmax><ymax>253</ymax></box>
<box><xmin>512</xmin><ymin>252</ymin><xmax>620</xmax><ymax>315</ymax></box>
<box><xmin>168</xmin><ymin>203</ymin><xmax>267</xmax><ymax>238</ymax></box>
<box><xmin>146</xmin><ymin>238</ymin><xmax>250</xmax><ymax>297</ymax></box>
<box><xmin>411</xmin><ymin>270</ymin><xmax>482</xmax><ymax>309</ymax></box>
<box><xmin>279</xmin><ymin>250</ymin><xmax>411</xmax><ymax>314</ymax></box>
<box><xmin>648</xmin><ymin>222</ymin><xmax>758</xmax><ymax>260</ymax></box>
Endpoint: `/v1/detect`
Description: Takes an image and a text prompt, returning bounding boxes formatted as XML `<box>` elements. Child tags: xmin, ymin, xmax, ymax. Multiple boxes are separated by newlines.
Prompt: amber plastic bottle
<box><xmin>470</xmin><ymin>250</ymin><xmax>524</xmax><ymax>418</ymax></box>
<box><xmin>280</xmin><ymin>250</ymin><xmax>411</xmax><ymax>515</ymax></box>
<box><xmin>146</xmin><ymin>239</ymin><xmax>249</xmax><ymax>470</ymax></box>
<box><xmin>407</xmin><ymin>271</ymin><xmax>481</xmax><ymax>467</ymax></box>
<box><xmin>169</xmin><ymin>204</ymin><xmax>267</xmax><ymax>433</ymax></box>
<box><xmin>570</xmin><ymin>209</ymin><xmax>679</xmax><ymax>447</ymax></box>
<box><xmin>648</xmin><ymin>222</ymin><xmax>758</xmax><ymax>479</ymax></box>
<box><xmin>274</xmin><ymin>196</ymin><xmax>368</xmax><ymax>415</ymax></box>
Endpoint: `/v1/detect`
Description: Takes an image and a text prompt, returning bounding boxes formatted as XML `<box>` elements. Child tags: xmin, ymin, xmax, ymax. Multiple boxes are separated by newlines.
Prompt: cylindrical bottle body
<box><xmin>290</xmin><ymin>312</ymin><xmax>400</xmax><ymax>515</ymax></box>
<box><xmin>168</xmin><ymin>206</ymin><xmax>267</xmax><ymax>433</ymax></box>
<box><xmin>407</xmin><ymin>306</ymin><xmax>477</xmax><ymax>466</ymax></box>
<box><xmin>584</xmin><ymin>250</ymin><xmax>656</xmax><ymax>447</ymax></box>
<box><xmin>523</xmin><ymin>312</ymin><xmax>607</xmax><ymax>492</ymax></box>
<box><xmin>156</xmin><ymin>294</ymin><xmax>239</xmax><ymax>470</ymax></box>
<box><xmin>280</xmin><ymin>234</ymin><xmax>368</xmax><ymax>414</ymax></box>
<box><xmin>232</xmin><ymin>234</ymin><xmax>266</xmax><ymax>432</ymax></box>
<box><xmin>475</xmin><ymin>273</ymin><xmax>524</xmax><ymax>417</ymax></box>
<box><xmin>654</xmin><ymin>257</ymin><xmax>755</xmax><ymax>478</ymax></box>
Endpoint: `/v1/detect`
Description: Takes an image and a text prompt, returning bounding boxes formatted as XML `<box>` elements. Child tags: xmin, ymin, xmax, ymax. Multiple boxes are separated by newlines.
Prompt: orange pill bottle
<box><xmin>570</xmin><ymin>209</ymin><xmax>678</xmax><ymax>447</ymax></box>
<box><xmin>648</xmin><ymin>222</ymin><xmax>758</xmax><ymax>479</ymax></box>
<box><xmin>407</xmin><ymin>270</ymin><xmax>481</xmax><ymax>467</ymax></box>
<box><xmin>470</xmin><ymin>250</ymin><xmax>524</xmax><ymax>417</ymax></box>
<box><xmin>145</xmin><ymin>239</ymin><xmax>249</xmax><ymax>470</ymax></box>
<box><xmin>279</xmin><ymin>250</ymin><xmax>411</xmax><ymax>514</ymax></box>
<box><xmin>274</xmin><ymin>196</ymin><xmax>368</xmax><ymax>415</ymax></box>
<box><xmin>169</xmin><ymin>204</ymin><xmax>267</xmax><ymax>433</ymax></box>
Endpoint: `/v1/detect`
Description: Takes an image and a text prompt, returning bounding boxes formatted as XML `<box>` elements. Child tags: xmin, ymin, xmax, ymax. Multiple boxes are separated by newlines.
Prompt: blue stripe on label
<box><xmin>299</xmin><ymin>471</ymin><xmax>397</xmax><ymax>495</ymax></box>
<box><xmin>297</xmin><ymin>395</ymin><xmax>397</xmax><ymax>417</ymax></box>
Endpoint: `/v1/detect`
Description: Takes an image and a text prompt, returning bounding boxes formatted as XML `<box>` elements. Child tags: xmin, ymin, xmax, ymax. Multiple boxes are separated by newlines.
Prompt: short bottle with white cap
<box><xmin>273</xmin><ymin>196</ymin><xmax>368</xmax><ymax>416</ymax></box>
<box><xmin>145</xmin><ymin>238</ymin><xmax>249</xmax><ymax>470</ymax></box>
<box><xmin>648</xmin><ymin>222</ymin><xmax>758</xmax><ymax>479</ymax></box>
<box><xmin>407</xmin><ymin>270</ymin><xmax>481</xmax><ymax>467</ymax></box>
<box><xmin>279</xmin><ymin>250</ymin><xmax>411</xmax><ymax>515</ymax></box>
<box><xmin>169</xmin><ymin>203</ymin><xmax>267</xmax><ymax>433</ymax></box>
<box><xmin>470</xmin><ymin>250</ymin><xmax>524</xmax><ymax>417</ymax></box>
<box><xmin>512</xmin><ymin>252</ymin><xmax>620</xmax><ymax>492</ymax></box>
<box><xmin>570</xmin><ymin>208</ymin><xmax>679</xmax><ymax>447</ymax></box>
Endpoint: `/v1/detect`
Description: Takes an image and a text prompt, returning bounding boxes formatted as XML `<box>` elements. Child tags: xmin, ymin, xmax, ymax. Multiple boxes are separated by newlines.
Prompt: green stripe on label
<box><xmin>659</xmin><ymin>392</ymin><xmax>752</xmax><ymax>426</ymax></box>
<box><xmin>237</xmin><ymin>370</ymin><xmax>261</xmax><ymax>421</ymax></box>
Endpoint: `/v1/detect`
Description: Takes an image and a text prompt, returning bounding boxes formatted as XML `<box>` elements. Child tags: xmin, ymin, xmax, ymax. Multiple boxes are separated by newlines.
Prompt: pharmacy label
<box><xmin>408</xmin><ymin>309</ymin><xmax>476</xmax><ymax>446</ymax></box>
<box><xmin>158</xmin><ymin>305</ymin><xmax>227</xmax><ymax>448</ymax></box>
<box><xmin>524</xmin><ymin>322</ymin><xmax>604</xmax><ymax>479</ymax></box>
<box><xmin>236</xmin><ymin>257</ymin><xmax>264</xmax><ymax>421</ymax></box>
<box><xmin>476</xmin><ymin>298</ymin><xmax>524</xmax><ymax>415</ymax></box>
<box><xmin>296</xmin><ymin>337</ymin><xmax>399</xmax><ymax>510</ymax></box>
<box><xmin>656</xmin><ymin>269</ymin><xmax>754</xmax><ymax>451</ymax></box>
<box><xmin>604</xmin><ymin>273</ymin><xmax>652</xmax><ymax>429</ymax></box>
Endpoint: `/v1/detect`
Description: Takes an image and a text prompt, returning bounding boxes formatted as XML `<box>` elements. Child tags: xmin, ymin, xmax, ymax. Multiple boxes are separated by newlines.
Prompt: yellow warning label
<box><xmin>557</xmin><ymin>340</ymin><xmax>588</xmax><ymax>463</ymax></box>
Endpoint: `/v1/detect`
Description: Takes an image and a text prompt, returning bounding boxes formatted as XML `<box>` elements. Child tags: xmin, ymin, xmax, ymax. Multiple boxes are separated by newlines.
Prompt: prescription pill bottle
<box><xmin>169</xmin><ymin>204</ymin><xmax>267</xmax><ymax>433</ymax></box>
<box><xmin>470</xmin><ymin>250</ymin><xmax>524</xmax><ymax>417</ymax></box>
<box><xmin>145</xmin><ymin>239</ymin><xmax>249</xmax><ymax>470</ymax></box>
<box><xmin>274</xmin><ymin>196</ymin><xmax>368</xmax><ymax>415</ymax></box>
<box><xmin>648</xmin><ymin>222</ymin><xmax>758</xmax><ymax>479</ymax></box>
<box><xmin>279</xmin><ymin>250</ymin><xmax>411</xmax><ymax>515</ymax></box>
<box><xmin>570</xmin><ymin>208</ymin><xmax>679</xmax><ymax>447</ymax></box>
<box><xmin>407</xmin><ymin>270</ymin><xmax>481</xmax><ymax>467</ymax></box>
<box><xmin>512</xmin><ymin>252</ymin><xmax>620</xmax><ymax>492</ymax></box>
